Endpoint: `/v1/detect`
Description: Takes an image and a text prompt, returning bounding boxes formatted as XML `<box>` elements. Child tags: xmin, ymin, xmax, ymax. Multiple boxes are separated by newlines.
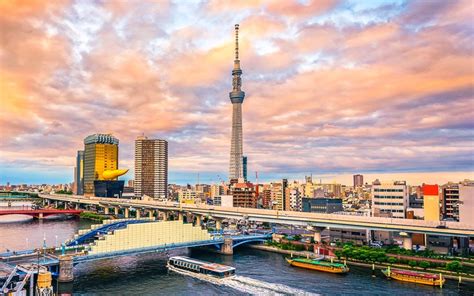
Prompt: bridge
<box><xmin>38</xmin><ymin>194</ymin><xmax>474</xmax><ymax>241</ymax></box>
<box><xmin>0</xmin><ymin>218</ymin><xmax>272</xmax><ymax>283</ymax></box>
<box><xmin>0</xmin><ymin>209</ymin><xmax>83</xmax><ymax>219</ymax></box>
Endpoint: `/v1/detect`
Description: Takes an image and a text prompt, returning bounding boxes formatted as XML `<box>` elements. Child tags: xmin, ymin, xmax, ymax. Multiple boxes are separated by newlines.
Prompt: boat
<box><xmin>167</xmin><ymin>256</ymin><xmax>235</xmax><ymax>279</ymax></box>
<box><xmin>285</xmin><ymin>257</ymin><xmax>349</xmax><ymax>274</ymax></box>
<box><xmin>382</xmin><ymin>266</ymin><xmax>445</xmax><ymax>287</ymax></box>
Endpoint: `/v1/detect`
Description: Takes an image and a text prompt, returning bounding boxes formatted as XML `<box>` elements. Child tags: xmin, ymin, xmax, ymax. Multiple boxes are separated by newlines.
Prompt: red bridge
<box><xmin>0</xmin><ymin>209</ymin><xmax>83</xmax><ymax>219</ymax></box>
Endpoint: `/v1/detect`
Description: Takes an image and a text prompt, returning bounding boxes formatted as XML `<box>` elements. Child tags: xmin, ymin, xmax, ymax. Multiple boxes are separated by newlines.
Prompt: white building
<box><xmin>371</xmin><ymin>180</ymin><xmax>408</xmax><ymax>219</ymax></box>
<box><xmin>214</xmin><ymin>195</ymin><xmax>233</xmax><ymax>207</ymax></box>
<box><xmin>459</xmin><ymin>180</ymin><xmax>474</xmax><ymax>226</ymax></box>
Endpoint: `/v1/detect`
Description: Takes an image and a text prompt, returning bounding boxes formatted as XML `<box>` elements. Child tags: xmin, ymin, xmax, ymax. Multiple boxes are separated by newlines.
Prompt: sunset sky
<box><xmin>0</xmin><ymin>0</ymin><xmax>473</xmax><ymax>185</ymax></box>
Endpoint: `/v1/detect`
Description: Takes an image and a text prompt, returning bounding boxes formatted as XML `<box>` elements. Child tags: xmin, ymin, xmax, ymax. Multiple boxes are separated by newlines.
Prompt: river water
<box><xmin>1</xmin><ymin>209</ymin><xmax>473</xmax><ymax>295</ymax></box>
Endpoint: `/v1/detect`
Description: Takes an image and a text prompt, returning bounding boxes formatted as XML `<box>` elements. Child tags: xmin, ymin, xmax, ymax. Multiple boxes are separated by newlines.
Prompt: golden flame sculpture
<box><xmin>102</xmin><ymin>169</ymin><xmax>129</xmax><ymax>180</ymax></box>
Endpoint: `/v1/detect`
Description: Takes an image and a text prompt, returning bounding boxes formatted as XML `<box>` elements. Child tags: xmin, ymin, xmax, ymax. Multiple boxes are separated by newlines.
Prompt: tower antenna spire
<box><xmin>235</xmin><ymin>24</ymin><xmax>239</xmax><ymax>61</ymax></box>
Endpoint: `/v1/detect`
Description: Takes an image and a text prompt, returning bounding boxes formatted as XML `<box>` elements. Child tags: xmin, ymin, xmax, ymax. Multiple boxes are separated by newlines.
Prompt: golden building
<box><xmin>83</xmin><ymin>134</ymin><xmax>119</xmax><ymax>196</ymax></box>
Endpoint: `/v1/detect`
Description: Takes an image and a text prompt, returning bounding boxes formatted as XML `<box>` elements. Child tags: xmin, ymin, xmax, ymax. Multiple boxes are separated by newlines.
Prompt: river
<box><xmin>1</xmin><ymin>210</ymin><xmax>473</xmax><ymax>295</ymax></box>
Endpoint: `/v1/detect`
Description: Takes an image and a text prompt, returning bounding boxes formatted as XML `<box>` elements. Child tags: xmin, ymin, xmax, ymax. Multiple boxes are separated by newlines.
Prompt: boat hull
<box><xmin>382</xmin><ymin>270</ymin><xmax>445</xmax><ymax>287</ymax></box>
<box><xmin>286</xmin><ymin>258</ymin><xmax>349</xmax><ymax>274</ymax></box>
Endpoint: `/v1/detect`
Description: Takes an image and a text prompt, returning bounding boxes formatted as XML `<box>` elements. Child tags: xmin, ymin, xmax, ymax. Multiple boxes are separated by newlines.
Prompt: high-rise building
<box><xmin>371</xmin><ymin>180</ymin><xmax>408</xmax><ymax>218</ymax></box>
<box><xmin>442</xmin><ymin>182</ymin><xmax>459</xmax><ymax>220</ymax></box>
<box><xmin>423</xmin><ymin>184</ymin><xmax>440</xmax><ymax>222</ymax></box>
<box><xmin>232</xmin><ymin>182</ymin><xmax>256</xmax><ymax>208</ymax></box>
<box><xmin>83</xmin><ymin>134</ymin><xmax>120</xmax><ymax>196</ymax></box>
<box><xmin>270</xmin><ymin>179</ymin><xmax>288</xmax><ymax>210</ymax></box>
<box><xmin>242</xmin><ymin>156</ymin><xmax>247</xmax><ymax>182</ymax></box>
<box><xmin>353</xmin><ymin>174</ymin><xmax>364</xmax><ymax>188</ymax></box>
<box><xmin>74</xmin><ymin>150</ymin><xmax>84</xmax><ymax>195</ymax></box>
<box><xmin>228</xmin><ymin>24</ymin><xmax>245</xmax><ymax>181</ymax></box>
<box><xmin>134</xmin><ymin>136</ymin><xmax>168</xmax><ymax>199</ymax></box>
<box><xmin>459</xmin><ymin>180</ymin><xmax>474</xmax><ymax>225</ymax></box>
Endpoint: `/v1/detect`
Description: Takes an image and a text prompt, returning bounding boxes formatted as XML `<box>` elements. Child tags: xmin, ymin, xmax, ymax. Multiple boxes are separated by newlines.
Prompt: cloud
<box><xmin>0</xmin><ymin>0</ymin><xmax>473</xmax><ymax>185</ymax></box>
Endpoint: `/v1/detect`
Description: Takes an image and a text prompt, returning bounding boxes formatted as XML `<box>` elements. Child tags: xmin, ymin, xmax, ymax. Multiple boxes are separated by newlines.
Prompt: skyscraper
<box><xmin>83</xmin><ymin>134</ymin><xmax>119</xmax><ymax>196</ymax></box>
<box><xmin>134</xmin><ymin>136</ymin><xmax>168</xmax><ymax>199</ymax></box>
<box><xmin>229</xmin><ymin>24</ymin><xmax>245</xmax><ymax>181</ymax></box>
<box><xmin>353</xmin><ymin>174</ymin><xmax>363</xmax><ymax>188</ymax></box>
<box><xmin>74</xmin><ymin>150</ymin><xmax>84</xmax><ymax>195</ymax></box>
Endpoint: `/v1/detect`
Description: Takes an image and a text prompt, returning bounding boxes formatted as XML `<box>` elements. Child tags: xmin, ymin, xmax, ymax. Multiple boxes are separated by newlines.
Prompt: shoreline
<box><xmin>246</xmin><ymin>244</ymin><xmax>474</xmax><ymax>283</ymax></box>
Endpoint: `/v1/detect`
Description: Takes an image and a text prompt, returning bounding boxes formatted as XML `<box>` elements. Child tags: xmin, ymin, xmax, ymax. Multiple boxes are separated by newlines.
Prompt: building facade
<box><xmin>353</xmin><ymin>174</ymin><xmax>364</xmax><ymax>188</ymax></box>
<box><xmin>74</xmin><ymin>150</ymin><xmax>84</xmax><ymax>195</ymax></box>
<box><xmin>459</xmin><ymin>180</ymin><xmax>474</xmax><ymax>225</ymax></box>
<box><xmin>371</xmin><ymin>180</ymin><xmax>408</xmax><ymax>218</ymax></box>
<box><xmin>83</xmin><ymin>134</ymin><xmax>119</xmax><ymax>196</ymax></box>
<box><xmin>232</xmin><ymin>182</ymin><xmax>256</xmax><ymax>208</ymax></box>
<box><xmin>442</xmin><ymin>182</ymin><xmax>459</xmax><ymax>221</ymax></box>
<box><xmin>134</xmin><ymin>136</ymin><xmax>168</xmax><ymax>199</ymax></box>
<box><xmin>423</xmin><ymin>184</ymin><xmax>440</xmax><ymax>222</ymax></box>
<box><xmin>302</xmin><ymin>198</ymin><xmax>343</xmax><ymax>213</ymax></box>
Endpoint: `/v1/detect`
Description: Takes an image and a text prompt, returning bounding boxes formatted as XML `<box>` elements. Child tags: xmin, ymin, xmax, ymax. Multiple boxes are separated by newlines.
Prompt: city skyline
<box><xmin>1</xmin><ymin>1</ymin><xmax>473</xmax><ymax>185</ymax></box>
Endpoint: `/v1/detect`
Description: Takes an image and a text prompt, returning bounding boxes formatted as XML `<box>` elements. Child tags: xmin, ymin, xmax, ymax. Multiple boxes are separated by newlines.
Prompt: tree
<box><xmin>446</xmin><ymin>261</ymin><xmax>462</xmax><ymax>273</ymax></box>
<box><xmin>335</xmin><ymin>250</ymin><xmax>343</xmax><ymax>260</ymax></box>
<box><xmin>408</xmin><ymin>260</ymin><xmax>417</xmax><ymax>268</ymax></box>
<box><xmin>418</xmin><ymin>261</ymin><xmax>431</xmax><ymax>270</ymax></box>
<box><xmin>387</xmin><ymin>257</ymin><xmax>397</xmax><ymax>265</ymax></box>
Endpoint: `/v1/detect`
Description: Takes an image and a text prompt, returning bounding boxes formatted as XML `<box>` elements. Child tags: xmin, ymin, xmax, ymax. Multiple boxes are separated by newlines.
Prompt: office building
<box><xmin>242</xmin><ymin>156</ymin><xmax>247</xmax><ymax>182</ymax></box>
<box><xmin>371</xmin><ymin>180</ymin><xmax>408</xmax><ymax>218</ymax></box>
<box><xmin>83</xmin><ymin>134</ymin><xmax>121</xmax><ymax>196</ymax></box>
<box><xmin>74</xmin><ymin>150</ymin><xmax>84</xmax><ymax>195</ymax></box>
<box><xmin>228</xmin><ymin>24</ymin><xmax>246</xmax><ymax>181</ymax></box>
<box><xmin>442</xmin><ymin>182</ymin><xmax>459</xmax><ymax>220</ymax></box>
<box><xmin>232</xmin><ymin>182</ymin><xmax>256</xmax><ymax>208</ymax></box>
<box><xmin>353</xmin><ymin>174</ymin><xmax>364</xmax><ymax>188</ymax></box>
<box><xmin>302</xmin><ymin>198</ymin><xmax>343</xmax><ymax>213</ymax></box>
<box><xmin>423</xmin><ymin>184</ymin><xmax>440</xmax><ymax>222</ymax></box>
<box><xmin>459</xmin><ymin>180</ymin><xmax>474</xmax><ymax>225</ymax></box>
<box><xmin>134</xmin><ymin>136</ymin><xmax>168</xmax><ymax>199</ymax></box>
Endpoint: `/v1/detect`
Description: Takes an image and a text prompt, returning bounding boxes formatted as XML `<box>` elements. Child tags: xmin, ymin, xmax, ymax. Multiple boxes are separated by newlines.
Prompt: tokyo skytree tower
<box><xmin>228</xmin><ymin>24</ymin><xmax>245</xmax><ymax>180</ymax></box>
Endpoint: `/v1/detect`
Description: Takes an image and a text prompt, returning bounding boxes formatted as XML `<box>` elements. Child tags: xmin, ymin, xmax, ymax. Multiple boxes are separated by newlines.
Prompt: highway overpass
<box><xmin>38</xmin><ymin>194</ymin><xmax>474</xmax><ymax>238</ymax></box>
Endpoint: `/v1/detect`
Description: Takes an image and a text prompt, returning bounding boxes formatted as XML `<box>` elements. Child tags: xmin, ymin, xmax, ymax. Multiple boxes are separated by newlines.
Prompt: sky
<box><xmin>0</xmin><ymin>0</ymin><xmax>473</xmax><ymax>186</ymax></box>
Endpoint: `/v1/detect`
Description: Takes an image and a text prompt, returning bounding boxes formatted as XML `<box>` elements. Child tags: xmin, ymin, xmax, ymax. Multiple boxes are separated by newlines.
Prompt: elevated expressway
<box><xmin>39</xmin><ymin>194</ymin><xmax>474</xmax><ymax>239</ymax></box>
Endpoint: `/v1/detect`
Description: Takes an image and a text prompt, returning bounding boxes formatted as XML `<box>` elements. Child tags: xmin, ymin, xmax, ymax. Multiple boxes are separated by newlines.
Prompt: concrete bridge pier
<box><xmin>58</xmin><ymin>255</ymin><xmax>74</xmax><ymax>282</ymax></box>
<box><xmin>178</xmin><ymin>212</ymin><xmax>184</xmax><ymax>221</ymax></box>
<box><xmin>163</xmin><ymin>211</ymin><xmax>170</xmax><ymax>221</ymax></box>
<box><xmin>148</xmin><ymin>210</ymin><xmax>154</xmax><ymax>219</ymax></box>
<box><xmin>75</xmin><ymin>203</ymin><xmax>80</xmax><ymax>210</ymax></box>
<box><xmin>220</xmin><ymin>238</ymin><xmax>233</xmax><ymax>255</ymax></box>
<box><xmin>136</xmin><ymin>209</ymin><xmax>141</xmax><ymax>219</ymax></box>
<box><xmin>103</xmin><ymin>207</ymin><xmax>109</xmax><ymax>215</ymax></box>
<box><xmin>114</xmin><ymin>207</ymin><xmax>119</xmax><ymax>216</ymax></box>
<box><xmin>124</xmin><ymin>208</ymin><xmax>129</xmax><ymax>218</ymax></box>
<box><xmin>215</xmin><ymin>219</ymin><xmax>222</xmax><ymax>231</ymax></box>
<box><xmin>313</xmin><ymin>227</ymin><xmax>325</xmax><ymax>243</ymax></box>
<box><xmin>401</xmin><ymin>232</ymin><xmax>413</xmax><ymax>250</ymax></box>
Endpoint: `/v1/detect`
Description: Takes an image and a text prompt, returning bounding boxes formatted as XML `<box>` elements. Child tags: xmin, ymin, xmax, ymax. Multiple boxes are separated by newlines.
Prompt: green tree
<box><xmin>335</xmin><ymin>250</ymin><xmax>343</xmax><ymax>260</ymax></box>
<box><xmin>387</xmin><ymin>257</ymin><xmax>397</xmax><ymax>265</ymax></box>
<box><xmin>446</xmin><ymin>261</ymin><xmax>462</xmax><ymax>273</ymax></box>
<box><xmin>408</xmin><ymin>260</ymin><xmax>417</xmax><ymax>268</ymax></box>
<box><xmin>418</xmin><ymin>261</ymin><xmax>430</xmax><ymax>270</ymax></box>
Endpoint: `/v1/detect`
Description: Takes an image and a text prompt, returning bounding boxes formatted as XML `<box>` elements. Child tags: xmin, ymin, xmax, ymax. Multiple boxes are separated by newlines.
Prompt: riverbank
<box><xmin>247</xmin><ymin>244</ymin><xmax>474</xmax><ymax>283</ymax></box>
<box><xmin>79</xmin><ymin>212</ymin><xmax>110</xmax><ymax>222</ymax></box>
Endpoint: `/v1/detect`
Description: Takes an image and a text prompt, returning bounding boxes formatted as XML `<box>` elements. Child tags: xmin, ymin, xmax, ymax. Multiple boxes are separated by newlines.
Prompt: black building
<box><xmin>302</xmin><ymin>198</ymin><xmax>343</xmax><ymax>214</ymax></box>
